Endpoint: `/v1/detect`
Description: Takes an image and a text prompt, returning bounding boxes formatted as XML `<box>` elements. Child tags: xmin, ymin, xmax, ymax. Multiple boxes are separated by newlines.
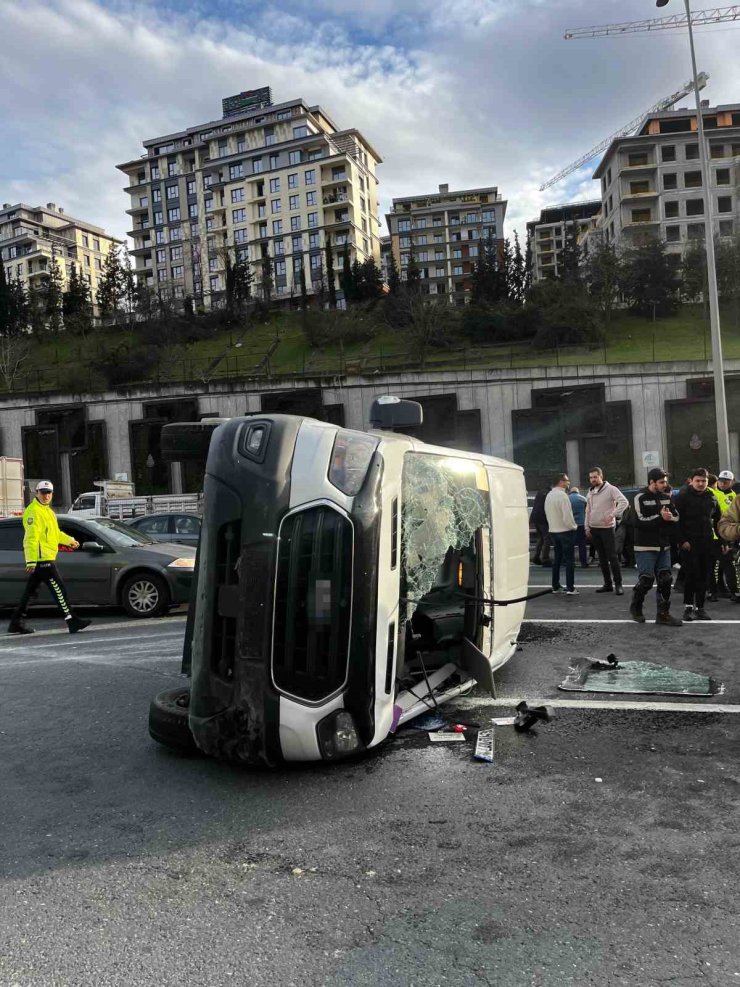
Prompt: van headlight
<box><xmin>168</xmin><ymin>557</ymin><xmax>195</xmax><ymax>569</ymax></box>
<box><xmin>316</xmin><ymin>710</ymin><xmax>363</xmax><ymax>760</ymax></box>
<box><xmin>328</xmin><ymin>430</ymin><xmax>379</xmax><ymax>496</ymax></box>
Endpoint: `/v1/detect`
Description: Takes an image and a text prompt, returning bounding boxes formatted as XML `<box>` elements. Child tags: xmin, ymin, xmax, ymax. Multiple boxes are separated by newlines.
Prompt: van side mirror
<box><xmin>369</xmin><ymin>397</ymin><xmax>423</xmax><ymax>430</ymax></box>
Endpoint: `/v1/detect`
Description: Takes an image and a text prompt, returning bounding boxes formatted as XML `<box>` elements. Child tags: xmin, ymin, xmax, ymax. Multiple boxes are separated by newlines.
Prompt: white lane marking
<box><xmin>0</xmin><ymin>652</ymin><xmax>182</xmax><ymax>669</ymax></box>
<box><xmin>0</xmin><ymin>631</ymin><xmax>185</xmax><ymax>653</ymax></box>
<box><xmin>523</xmin><ymin>618</ymin><xmax>740</xmax><ymax>624</ymax></box>
<box><xmin>452</xmin><ymin>697</ymin><xmax>740</xmax><ymax>714</ymax></box>
<box><xmin>0</xmin><ymin>616</ymin><xmax>187</xmax><ymax>642</ymax></box>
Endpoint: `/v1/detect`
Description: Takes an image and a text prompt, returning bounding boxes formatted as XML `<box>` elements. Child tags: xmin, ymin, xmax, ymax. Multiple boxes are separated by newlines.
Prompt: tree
<box><xmin>260</xmin><ymin>252</ymin><xmax>273</xmax><ymax>306</ymax></box>
<box><xmin>27</xmin><ymin>285</ymin><xmax>47</xmax><ymax>334</ymax></box>
<box><xmin>510</xmin><ymin>231</ymin><xmax>526</xmax><ymax>306</ymax></box>
<box><xmin>325</xmin><ymin>239</ymin><xmax>337</xmax><ymax>309</ymax></box>
<box><xmin>222</xmin><ymin>243</ymin><xmax>253</xmax><ymax>319</ymax></box>
<box><xmin>0</xmin><ymin>257</ymin><xmax>10</xmax><ymax>334</ymax></box>
<box><xmin>386</xmin><ymin>294</ymin><xmax>458</xmax><ymax>367</ymax></box>
<box><xmin>359</xmin><ymin>257</ymin><xmax>383</xmax><ymax>301</ymax></box>
<box><xmin>120</xmin><ymin>246</ymin><xmax>136</xmax><ymax>316</ymax></box>
<box><xmin>0</xmin><ymin>332</ymin><xmax>31</xmax><ymax>391</ymax></box>
<box><xmin>299</xmin><ymin>262</ymin><xmax>308</xmax><ymax>312</ymax></box>
<box><xmin>387</xmin><ymin>249</ymin><xmax>401</xmax><ymax>295</ymax></box>
<box><xmin>559</xmin><ymin>222</ymin><xmax>582</xmax><ymax>286</ymax></box>
<box><xmin>350</xmin><ymin>258</ymin><xmax>363</xmax><ymax>302</ymax></box>
<box><xmin>340</xmin><ymin>248</ymin><xmax>353</xmax><ymax>306</ymax></box>
<box><xmin>405</xmin><ymin>249</ymin><xmax>421</xmax><ymax>292</ymax></box>
<box><xmin>716</xmin><ymin>233</ymin><xmax>740</xmax><ymax>302</ymax></box>
<box><xmin>585</xmin><ymin>239</ymin><xmax>622</xmax><ymax>325</ymax></box>
<box><xmin>681</xmin><ymin>238</ymin><xmax>708</xmax><ymax>313</ymax></box>
<box><xmin>8</xmin><ymin>275</ymin><xmax>28</xmax><ymax>335</ymax></box>
<box><xmin>620</xmin><ymin>237</ymin><xmax>681</xmax><ymax>318</ymax></box>
<box><xmin>524</xmin><ymin>279</ymin><xmax>604</xmax><ymax>349</ymax></box>
<box><xmin>96</xmin><ymin>245</ymin><xmax>125</xmax><ymax>322</ymax></box>
<box><xmin>62</xmin><ymin>263</ymin><xmax>93</xmax><ymax>337</ymax></box>
<box><xmin>524</xmin><ymin>230</ymin><xmax>533</xmax><ymax>297</ymax></box>
<box><xmin>39</xmin><ymin>256</ymin><xmax>65</xmax><ymax>335</ymax></box>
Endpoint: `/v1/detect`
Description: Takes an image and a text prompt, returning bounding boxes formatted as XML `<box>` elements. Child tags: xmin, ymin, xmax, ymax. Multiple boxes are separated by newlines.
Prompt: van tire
<box><xmin>161</xmin><ymin>421</ymin><xmax>224</xmax><ymax>463</ymax></box>
<box><xmin>148</xmin><ymin>687</ymin><xmax>198</xmax><ymax>754</ymax></box>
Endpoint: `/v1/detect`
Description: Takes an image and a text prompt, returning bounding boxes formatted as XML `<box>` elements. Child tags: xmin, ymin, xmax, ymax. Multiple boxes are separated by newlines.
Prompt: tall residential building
<box><xmin>116</xmin><ymin>89</ymin><xmax>382</xmax><ymax>307</ymax></box>
<box><xmin>593</xmin><ymin>100</ymin><xmax>740</xmax><ymax>252</ymax></box>
<box><xmin>0</xmin><ymin>202</ymin><xmax>121</xmax><ymax>314</ymax></box>
<box><xmin>526</xmin><ymin>200</ymin><xmax>602</xmax><ymax>282</ymax></box>
<box><xmin>385</xmin><ymin>183</ymin><xmax>506</xmax><ymax>304</ymax></box>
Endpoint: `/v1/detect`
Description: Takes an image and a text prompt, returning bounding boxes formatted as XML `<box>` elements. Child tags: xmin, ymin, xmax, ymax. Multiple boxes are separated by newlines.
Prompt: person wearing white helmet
<box><xmin>7</xmin><ymin>480</ymin><xmax>92</xmax><ymax>635</ymax></box>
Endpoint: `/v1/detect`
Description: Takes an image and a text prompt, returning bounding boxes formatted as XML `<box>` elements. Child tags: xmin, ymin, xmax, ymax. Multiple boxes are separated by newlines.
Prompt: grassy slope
<box><xmin>17</xmin><ymin>302</ymin><xmax>740</xmax><ymax>392</ymax></box>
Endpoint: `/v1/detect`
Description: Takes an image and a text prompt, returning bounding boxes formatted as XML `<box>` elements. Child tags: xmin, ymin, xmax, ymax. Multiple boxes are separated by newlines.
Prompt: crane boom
<box><xmin>538</xmin><ymin>72</ymin><xmax>708</xmax><ymax>191</ymax></box>
<box><xmin>564</xmin><ymin>5</ymin><xmax>740</xmax><ymax>39</ymax></box>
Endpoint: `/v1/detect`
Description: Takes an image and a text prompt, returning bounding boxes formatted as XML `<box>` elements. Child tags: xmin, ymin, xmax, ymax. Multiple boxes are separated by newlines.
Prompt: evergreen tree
<box><xmin>8</xmin><ymin>275</ymin><xmax>28</xmax><ymax>335</ymax></box>
<box><xmin>496</xmin><ymin>237</ymin><xmax>513</xmax><ymax>302</ymax></box>
<box><xmin>223</xmin><ymin>244</ymin><xmax>253</xmax><ymax>318</ymax></box>
<box><xmin>405</xmin><ymin>249</ymin><xmax>421</xmax><ymax>292</ymax></box>
<box><xmin>0</xmin><ymin>257</ymin><xmax>10</xmax><ymax>334</ymax></box>
<box><xmin>120</xmin><ymin>246</ymin><xmax>136</xmax><ymax>316</ymax></box>
<box><xmin>260</xmin><ymin>252</ymin><xmax>273</xmax><ymax>306</ymax></box>
<box><xmin>620</xmin><ymin>237</ymin><xmax>681</xmax><ymax>318</ymax></box>
<box><xmin>325</xmin><ymin>239</ymin><xmax>337</xmax><ymax>309</ymax></box>
<box><xmin>681</xmin><ymin>238</ymin><xmax>708</xmax><ymax>305</ymax></box>
<box><xmin>510</xmin><ymin>231</ymin><xmax>526</xmax><ymax>306</ymax></box>
<box><xmin>96</xmin><ymin>245</ymin><xmax>125</xmax><ymax>322</ymax></box>
<box><xmin>360</xmin><ymin>257</ymin><xmax>383</xmax><ymax>300</ymax></box>
<box><xmin>524</xmin><ymin>230</ymin><xmax>533</xmax><ymax>296</ymax></box>
<box><xmin>62</xmin><ymin>263</ymin><xmax>93</xmax><ymax>337</ymax></box>
<box><xmin>350</xmin><ymin>258</ymin><xmax>363</xmax><ymax>302</ymax></box>
<box><xmin>387</xmin><ymin>249</ymin><xmax>401</xmax><ymax>295</ymax></box>
<box><xmin>340</xmin><ymin>248</ymin><xmax>353</xmax><ymax>307</ymax></box>
<box><xmin>42</xmin><ymin>256</ymin><xmax>64</xmax><ymax>334</ymax></box>
<box><xmin>299</xmin><ymin>263</ymin><xmax>308</xmax><ymax>312</ymax></box>
<box><xmin>27</xmin><ymin>285</ymin><xmax>47</xmax><ymax>335</ymax></box>
<box><xmin>584</xmin><ymin>239</ymin><xmax>622</xmax><ymax>325</ymax></box>
<box><xmin>559</xmin><ymin>222</ymin><xmax>582</xmax><ymax>286</ymax></box>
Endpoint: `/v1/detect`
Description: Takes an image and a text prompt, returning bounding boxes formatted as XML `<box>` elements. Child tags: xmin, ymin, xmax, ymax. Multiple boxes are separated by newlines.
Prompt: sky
<box><xmin>1</xmin><ymin>0</ymin><xmax>739</xmax><ymax>246</ymax></box>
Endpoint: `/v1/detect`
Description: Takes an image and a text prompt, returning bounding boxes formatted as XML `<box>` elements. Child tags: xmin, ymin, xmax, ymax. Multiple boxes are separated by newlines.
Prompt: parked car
<box><xmin>0</xmin><ymin>515</ymin><xmax>195</xmax><ymax>618</ymax></box>
<box><xmin>125</xmin><ymin>512</ymin><xmax>202</xmax><ymax>547</ymax></box>
<box><xmin>149</xmin><ymin>403</ymin><xmax>530</xmax><ymax>765</ymax></box>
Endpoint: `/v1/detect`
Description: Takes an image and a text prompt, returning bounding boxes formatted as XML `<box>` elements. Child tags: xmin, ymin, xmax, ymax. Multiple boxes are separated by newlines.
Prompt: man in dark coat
<box><xmin>674</xmin><ymin>467</ymin><xmax>721</xmax><ymax>621</ymax></box>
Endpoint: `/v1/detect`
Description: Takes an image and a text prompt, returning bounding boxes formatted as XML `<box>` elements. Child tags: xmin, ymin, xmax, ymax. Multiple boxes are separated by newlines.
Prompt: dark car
<box><xmin>0</xmin><ymin>515</ymin><xmax>196</xmax><ymax>618</ymax></box>
<box><xmin>125</xmin><ymin>512</ymin><xmax>202</xmax><ymax>547</ymax></box>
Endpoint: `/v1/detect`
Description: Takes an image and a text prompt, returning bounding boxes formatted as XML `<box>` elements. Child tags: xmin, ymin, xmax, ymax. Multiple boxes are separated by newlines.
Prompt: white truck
<box><xmin>0</xmin><ymin>458</ymin><xmax>25</xmax><ymax>518</ymax></box>
<box><xmin>70</xmin><ymin>480</ymin><xmax>202</xmax><ymax>519</ymax></box>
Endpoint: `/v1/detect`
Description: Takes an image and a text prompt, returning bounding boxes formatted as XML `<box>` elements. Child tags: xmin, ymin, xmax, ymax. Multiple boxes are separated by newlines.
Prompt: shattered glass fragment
<box><xmin>558</xmin><ymin>658</ymin><xmax>722</xmax><ymax>696</ymax></box>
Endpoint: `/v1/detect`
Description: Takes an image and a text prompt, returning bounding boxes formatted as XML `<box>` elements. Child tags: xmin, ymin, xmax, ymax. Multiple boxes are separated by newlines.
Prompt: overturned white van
<box><xmin>149</xmin><ymin>400</ymin><xmax>529</xmax><ymax>765</ymax></box>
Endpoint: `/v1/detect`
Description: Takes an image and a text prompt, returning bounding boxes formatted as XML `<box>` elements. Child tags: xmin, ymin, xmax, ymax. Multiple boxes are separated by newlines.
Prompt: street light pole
<box><xmin>659</xmin><ymin>0</ymin><xmax>731</xmax><ymax>469</ymax></box>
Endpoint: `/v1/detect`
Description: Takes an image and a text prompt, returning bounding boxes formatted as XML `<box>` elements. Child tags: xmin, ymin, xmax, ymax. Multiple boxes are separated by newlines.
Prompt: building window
<box><xmin>257</xmin><ymin>203</ymin><xmax>266</xmax><ymax>218</ymax></box>
<box><xmin>686</xmin><ymin>199</ymin><xmax>704</xmax><ymax>216</ymax></box>
<box><xmin>153</xmin><ymin>211</ymin><xmax>163</xmax><ymax>225</ymax></box>
<box><xmin>687</xmin><ymin>223</ymin><xmax>705</xmax><ymax>239</ymax></box>
<box><xmin>304</xmin><ymin>169</ymin><xmax>316</xmax><ymax>185</ymax></box>
<box><xmin>399</xmin><ymin>236</ymin><xmax>411</xmax><ymax>248</ymax></box>
<box><xmin>686</xmin><ymin>144</ymin><xmax>700</xmax><ymax>160</ymax></box>
<box><xmin>309</xmin><ymin>232</ymin><xmax>320</xmax><ymax>248</ymax></box>
<box><xmin>288</xmin><ymin>173</ymin><xmax>298</xmax><ymax>189</ymax></box>
<box><xmin>252</xmin><ymin>159</ymin><xmax>263</xmax><ymax>174</ymax></box>
<box><xmin>234</xmin><ymin>229</ymin><xmax>248</xmax><ymax>244</ymax></box>
<box><xmin>717</xmin><ymin>196</ymin><xmax>733</xmax><ymax>213</ymax></box>
<box><xmin>272</xmin><ymin>219</ymin><xmax>283</xmax><ymax>235</ymax></box>
<box><xmin>398</xmin><ymin>219</ymin><xmax>411</xmax><ymax>232</ymax></box>
<box><xmin>664</xmin><ymin>201</ymin><xmax>679</xmax><ymax>219</ymax></box>
<box><xmin>269</xmin><ymin>177</ymin><xmax>280</xmax><ymax>193</ymax></box>
<box><xmin>293</xmin><ymin>256</ymin><xmax>303</xmax><ymax>274</ymax></box>
<box><xmin>275</xmin><ymin>260</ymin><xmax>286</xmax><ymax>277</ymax></box>
<box><xmin>157</xmin><ymin>269</ymin><xmax>167</xmax><ymax>282</ymax></box>
<box><xmin>416</xmin><ymin>234</ymin><xmax>428</xmax><ymax>245</ymax></box>
<box><xmin>631</xmin><ymin>208</ymin><xmax>652</xmax><ymax>224</ymax></box>
<box><xmin>274</xmin><ymin>239</ymin><xmax>284</xmax><ymax>254</ymax></box>
<box><xmin>665</xmin><ymin>225</ymin><xmax>681</xmax><ymax>243</ymax></box>
<box><xmin>229</xmin><ymin>164</ymin><xmax>244</xmax><ymax>180</ymax></box>
<box><xmin>172</xmin><ymin>265</ymin><xmax>184</xmax><ymax>279</ymax></box>
<box><xmin>663</xmin><ymin>174</ymin><xmax>677</xmax><ymax>191</ymax></box>
<box><xmin>237</xmin><ymin>136</ymin><xmax>246</xmax><ymax>152</ymax></box>
<box><xmin>188</xmin><ymin>204</ymin><xmax>198</xmax><ymax>218</ymax></box>
<box><xmin>290</xmin><ymin>216</ymin><xmax>301</xmax><ymax>232</ymax></box>
<box><xmin>258</xmin><ymin>223</ymin><xmax>268</xmax><ymax>238</ymax></box>
<box><xmin>310</xmin><ymin>253</ymin><xmax>322</xmax><ymax>270</ymax></box>
<box><xmin>190</xmin><ymin>222</ymin><xmax>199</xmax><ymax>238</ymax></box>
<box><xmin>170</xmin><ymin>226</ymin><xmax>182</xmax><ymax>240</ymax></box>
<box><xmin>710</xmin><ymin>144</ymin><xmax>726</xmax><ymax>159</ymax></box>
<box><xmin>210</xmin><ymin>276</ymin><xmax>220</xmax><ymax>292</ymax></box>
<box><xmin>684</xmin><ymin>171</ymin><xmax>702</xmax><ymax>189</ymax></box>
<box><xmin>271</xmin><ymin>199</ymin><xmax>281</xmax><ymax>214</ymax></box>
<box><xmin>289</xmin><ymin>151</ymin><xmax>301</xmax><ymax>165</ymax></box>
<box><xmin>82</xmin><ymin>235</ymin><xmax>89</xmax><ymax>248</ymax></box>
<box><xmin>152</xmin><ymin>189</ymin><xmax>161</xmax><ymax>202</ymax></box>
<box><xmin>269</xmin><ymin>154</ymin><xmax>279</xmax><ymax>169</ymax></box>
<box><xmin>156</xmin><ymin>249</ymin><xmax>166</xmax><ymax>263</ymax></box>
<box><xmin>719</xmin><ymin>220</ymin><xmax>734</xmax><ymax>237</ymax></box>
<box><xmin>289</xmin><ymin>195</ymin><xmax>299</xmax><ymax>211</ymax></box>
<box><xmin>155</xmin><ymin>230</ymin><xmax>166</xmax><ymax>244</ymax></box>
<box><xmin>167</xmin><ymin>161</ymin><xmax>177</xmax><ymax>176</ymax></box>
<box><xmin>293</xmin><ymin>125</ymin><xmax>309</xmax><ymax>139</ymax></box>
<box><xmin>138</xmin><ymin>196</ymin><xmax>148</xmax><ymax>208</ymax></box>
<box><xmin>453</xmin><ymin>265</ymin><xmax>463</xmax><ymax>276</ymax></box>
<box><xmin>186</xmin><ymin>180</ymin><xmax>196</xmax><ymax>196</ymax></box>
<box><xmin>232</xmin><ymin>208</ymin><xmax>246</xmax><ymax>223</ymax></box>
<box><xmin>452</xmin><ymin>248</ymin><xmax>462</xmax><ymax>259</ymax></box>
<box><xmin>168</xmin><ymin>208</ymin><xmax>180</xmax><ymax>222</ymax></box>
<box><xmin>231</xmin><ymin>188</ymin><xmax>244</xmax><ymax>203</ymax></box>
<box><xmin>205</xmin><ymin>197</ymin><xmax>214</xmax><ymax>212</ymax></box>
<box><xmin>203</xmin><ymin>175</ymin><xmax>213</xmax><ymax>189</ymax></box>
<box><xmin>151</xmin><ymin>166</ymin><xmax>160</xmax><ymax>180</ymax></box>
<box><xmin>661</xmin><ymin>145</ymin><xmax>676</xmax><ymax>162</ymax></box>
<box><xmin>716</xmin><ymin>169</ymin><xmax>731</xmax><ymax>186</ymax></box>
<box><xmin>170</xmin><ymin>246</ymin><xmax>183</xmax><ymax>261</ymax></box>
<box><xmin>630</xmin><ymin>180</ymin><xmax>650</xmax><ymax>194</ymax></box>
<box><xmin>306</xmin><ymin>191</ymin><xmax>316</xmax><ymax>206</ymax></box>
<box><xmin>627</xmin><ymin>152</ymin><xmax>649</xmax><ymax>167</ymax></box>
<box><xmin>307</xmin><ymin>212</ymin><xmax>318</xmax><ymax>228</ymax></box>
<box><xmin>292</xmin><ymin>235</ymin><xmax>302</xmax><ymax>252</ymax></box>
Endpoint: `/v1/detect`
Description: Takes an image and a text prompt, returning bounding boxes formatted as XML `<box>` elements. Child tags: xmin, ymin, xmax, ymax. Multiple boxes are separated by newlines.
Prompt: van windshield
<box><xmin>400</xmin><ymin>453</ymin><xmax>491</xmax><ymax>611</ymax></box>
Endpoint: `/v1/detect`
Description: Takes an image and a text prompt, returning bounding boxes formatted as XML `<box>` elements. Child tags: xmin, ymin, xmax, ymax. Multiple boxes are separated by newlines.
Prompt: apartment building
<box><xmin>0</xmin><ymin>202</ymin><xmax>121</xmax><ymax>313</ymax></box>
<box><xmin>594</xmin><ymin>100</ymin><xmax>740</xmax><ymax>252</ymax></box>
<box><xmin>116</xmin><ymin>88</ymin><xmax>382</xmax><ymax>306</ymax></box>
<box><xmin>526</xmin><ymin>200</ymin><xmax>602</xmax><ymax>282</ymax></box>
<box><xmin>385</xmin><ymin>183</ymin><xmax>506</xmax><ymax>304</ymax></box>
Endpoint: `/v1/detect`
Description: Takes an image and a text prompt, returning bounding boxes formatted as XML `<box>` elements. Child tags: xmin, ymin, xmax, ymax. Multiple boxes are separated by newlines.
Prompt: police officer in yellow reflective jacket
<box><xmin>7</xmin><ymin>480</ymin><xmax>92</xmax><ymax>635</ymax></box>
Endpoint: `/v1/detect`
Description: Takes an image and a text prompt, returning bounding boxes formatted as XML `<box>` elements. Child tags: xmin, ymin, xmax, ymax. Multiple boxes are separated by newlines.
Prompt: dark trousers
<box><xmin>533</xmin><ymin>523</ymin><xmax>550</xmax><ymax>563</ymax></box>
<box><xmin>10</xmin><ymin>561</ymin><xmax>74</xmax><ymax>625</ymax></box>
<box><xmin>552</xmin><ymin>531</ymin><xmax>576</xmax><ymax>591</ymax></box>
<box><xmin>590</xmin><ymin>527</ymin><xmax>622</xmax><ymax>588</ymax></box>
<box><xmin>574</xmin><ymin>525</ymin><xmax>588</xmax><ymax>566</ymax></box>
<box><xmin>682</xmin><ymin>543</ymin><xmax>711</xmax><ymax>609</ymax></box>
<box><xmin>709</xmin><ymin>543</ymin><xmax>738</xmax><ymax>596</ymax></box>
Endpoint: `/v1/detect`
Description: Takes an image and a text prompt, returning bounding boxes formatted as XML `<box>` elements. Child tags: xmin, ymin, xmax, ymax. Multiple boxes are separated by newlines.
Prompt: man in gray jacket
<box><xmin>585</xmin><ymin>466</ymin><xmax>629</xmax><ymax>596</ymax></box>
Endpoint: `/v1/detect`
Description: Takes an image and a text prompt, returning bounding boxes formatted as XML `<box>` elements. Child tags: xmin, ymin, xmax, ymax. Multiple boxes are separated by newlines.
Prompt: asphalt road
<box><xmin>1</xmin><ymin>569</ymin><xmax>739</xmax><ymax>987</ymax></box>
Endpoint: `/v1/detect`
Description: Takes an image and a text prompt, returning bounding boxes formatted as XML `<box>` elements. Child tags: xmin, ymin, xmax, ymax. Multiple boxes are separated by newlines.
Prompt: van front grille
<box><xmin>272</xmin><ymin>507</ymin><xmax>353</xmax><ymax>702</ymax></box>
<box><xmin>211</xmin><ymin>520</ymin><xmax>241</xmax><ymax>679</ymax></box>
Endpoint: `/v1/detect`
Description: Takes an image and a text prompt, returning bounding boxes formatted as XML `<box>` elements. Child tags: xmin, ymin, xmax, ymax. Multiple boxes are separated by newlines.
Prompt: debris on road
<box><xmin>513</xmin><ymin>700</ymin><xmax>553</xmax><ymax>733</ymax></box>
<box><xmin>428</xmin><ymin>731</ymin><xmax>466</xmax><ymax>742</ymax></box>
<box><xmin>473</xmin><ymin>729</ymin><xmax>495</xmax><ymax>762</ymax></box>
<box><xmin>559</xmin><ymin>657</ymin><xmax>722</xmax><ymax>696</ymax></box>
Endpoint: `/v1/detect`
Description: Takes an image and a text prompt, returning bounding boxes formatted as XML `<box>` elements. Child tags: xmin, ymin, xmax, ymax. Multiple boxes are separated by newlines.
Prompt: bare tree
<box><xmin>0</xmin><ymin>333</ymin><xmax>31</xmax><ymax>391</ymax></box>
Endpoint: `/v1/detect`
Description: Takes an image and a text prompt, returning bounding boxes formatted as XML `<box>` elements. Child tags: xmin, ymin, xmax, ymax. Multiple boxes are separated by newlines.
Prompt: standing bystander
<box><xmin>674</xmin><ymin>468</ymin><xmax>720</xmax><ymax>621</ymax></box>
<box><xmin>568</xmin><ymin>485</ymin><xmax>589</xmax><ymax>568</ymax></box>
<box><xmin>630</xmin><ymin>468</ymin><xmax>682</xmax><ymax>626</ymax></box>
<box><xmin>545</xmin><ymin>474</ymin><xmax>578</xmax><ymax>595</ymax></box>
<box><xmin>585</xmin><ymin>467</ymin><xmax>629</xmax><ymax>596</ymax></box>
<box><xmin>530</xmin><ymin>488</ymin><xmax>551</xmax><ymax>566</ymax></box>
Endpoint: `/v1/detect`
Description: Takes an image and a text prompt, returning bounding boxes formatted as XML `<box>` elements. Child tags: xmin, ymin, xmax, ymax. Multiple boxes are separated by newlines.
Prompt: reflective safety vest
<box><xmin>22</xmin><ymin>499</ymin><xmax>75</xmax><ymax>563</ymax></box>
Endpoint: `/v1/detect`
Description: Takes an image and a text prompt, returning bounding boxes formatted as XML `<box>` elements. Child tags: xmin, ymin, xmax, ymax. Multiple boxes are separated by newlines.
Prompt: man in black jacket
<box><xmin>674</xmin><ymin>467</ymin><xmax>721</xmax><ymax>621</ymax></box>
<box><xmin>530</xmin><ymin>488</ymin><xmax>551</xmax><ymax>566</ymax></box>
<box><xmin>630</xmin><ymin>468</ymin><xmax>682</xmax><ymax>625</ymax></box>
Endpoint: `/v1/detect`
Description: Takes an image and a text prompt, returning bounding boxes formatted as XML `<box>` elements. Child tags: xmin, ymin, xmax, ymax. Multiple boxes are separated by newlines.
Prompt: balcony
<box><xmin>323</xmin><ymin>193</ymin><xmax>348</xmax><ymax>205</ymax></box>
<box><xmin>621</xmin><ymin>188</ymin><xmax>659</xmax><ymax>201</ymax></box>
<box><xmin>322</xmin><ymin>171</ymin><xmax>348</xmax><ymax>187</ymax></box>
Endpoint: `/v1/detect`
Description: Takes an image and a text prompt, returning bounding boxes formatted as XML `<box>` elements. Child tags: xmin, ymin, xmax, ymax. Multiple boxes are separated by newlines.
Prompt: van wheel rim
<box><xmin>129</xmin><ymin>580</ymin><xmax>159</xmax><ymax>612</ymax></box>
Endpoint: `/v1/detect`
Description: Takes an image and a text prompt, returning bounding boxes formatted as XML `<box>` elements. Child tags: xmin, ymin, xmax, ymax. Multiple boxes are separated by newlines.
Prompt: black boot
<box><xmin>630</xmin><ymin>577</ymin><xmax>651</xmax><ymax>623</ymax></box>
<box><xmin>656</xmin><ymin>599</ymin><xmax>683</xmax><ymax>626</ymax></box>
<box><xmin>595</xmin><ymin>584</ymin><xmax>613</xmax><ymax>593</ymax></box>
<box><xmin>67</xmin><ymin>616</ymin><xmax>92</xmax><ymax>634</ymax></box>
<box><xmin>8</xmin><ymin>618</ymin><xmax>34</xmax><ymax>634</ymax></box>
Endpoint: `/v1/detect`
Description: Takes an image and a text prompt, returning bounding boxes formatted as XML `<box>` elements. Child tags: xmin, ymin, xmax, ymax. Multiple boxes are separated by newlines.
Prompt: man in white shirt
<box><xmin>545</xmin><ymin>473</ymin><xmax>578</xmax><ymax>595</ymax></box>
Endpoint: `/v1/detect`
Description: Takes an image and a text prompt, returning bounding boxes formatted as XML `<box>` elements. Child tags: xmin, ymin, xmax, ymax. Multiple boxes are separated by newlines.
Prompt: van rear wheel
<box><xmin>148</xmin><ymin>687</ymin><xmax>198</xmax><ymax>754</ymax></box>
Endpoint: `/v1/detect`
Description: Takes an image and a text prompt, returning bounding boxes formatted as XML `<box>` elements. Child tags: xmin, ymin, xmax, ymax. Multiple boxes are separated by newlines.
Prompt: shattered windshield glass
<box><xmin>401</xmin><ymin>453</ymin><xmax>490</xmax><ymax>610</ymax></box>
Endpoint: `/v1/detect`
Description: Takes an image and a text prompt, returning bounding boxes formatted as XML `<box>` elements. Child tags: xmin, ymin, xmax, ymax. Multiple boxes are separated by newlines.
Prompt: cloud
<box><xmin>1</xmin><ymin>0</ymin><xmax>738</xmax><ymax>246</ymax></box>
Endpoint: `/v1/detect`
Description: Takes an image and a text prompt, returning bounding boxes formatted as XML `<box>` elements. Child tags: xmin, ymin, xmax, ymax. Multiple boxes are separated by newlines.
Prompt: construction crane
<box><xmin>539</xmin><ymin>72</ymin><xmax>708</xmax><ymax>191</ymax></box>
<box><xmin>564</xmin><ymin>5</ymin><xmax>740</xmax><ymax>39</ymax></box>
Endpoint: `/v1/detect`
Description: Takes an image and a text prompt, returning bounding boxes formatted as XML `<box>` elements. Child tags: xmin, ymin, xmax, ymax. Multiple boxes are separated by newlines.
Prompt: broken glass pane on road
<box><xmin>559</xmin><ymin>657</ymin><xmax>722</xmax><ymax>697</ymax></box>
